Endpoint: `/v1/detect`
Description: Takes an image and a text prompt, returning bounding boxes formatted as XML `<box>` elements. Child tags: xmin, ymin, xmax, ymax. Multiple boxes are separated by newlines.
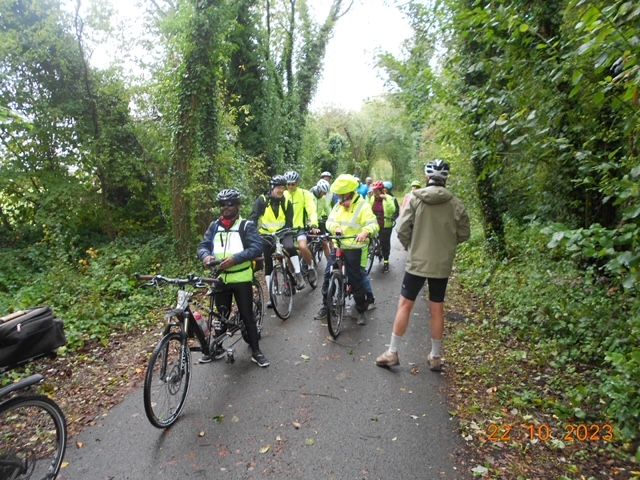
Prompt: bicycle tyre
<box><xmin>366</xmin><ymin>247</ymin><xmax>375</xmax><ymax>274</ymax></box>
<box><xmin>303</xmin><ymin>259</ymin><xmax>318</xmax><ymax>290</ymax></box>
<box><xmin>270</xmin><ymin>264</ymin><xmax>293</xmax><ymax>320</ymax></box>
<box><xmin>0</xmin><ymin>394</ymin><xmax>67</xmax><ymax>480</ymax></box>
<box><xmin>143</xmin><ymin>332</ymin><xmax>191</xmax><ymax>428</ymax></box>
<box><xmin>326</xmin><ymin>272</ymin><xmax>345</xmax><ymax>339</ymax></box>
<box><xmin>252</xmin><ymin>278</ymin><xmax>264</xmax><ymax>340</ymax></box>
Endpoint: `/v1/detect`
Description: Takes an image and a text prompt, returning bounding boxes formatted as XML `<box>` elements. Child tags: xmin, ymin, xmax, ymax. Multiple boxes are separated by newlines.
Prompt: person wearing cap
<box><xmin>250</xmin><ymin>175</ymin><xmax>302</xmax><ymax>299</ymax></box>
<box><xmin>283</xmin><ymin>170</ymin><xmax>320</xmax><ymax>289</ymax></box>
<box><xmin>369</xmin><ymin>181</ymin><xmax>399</xmax><ymax>273</ymax></box>
<box><xmin>401</xmin><ymin>180</ymin><xmax>422</xmax><ymax>211</ymax></box>
<box><xmin>375</xmin><ymin>160</ymin><xmax>469</xmax><ymax>371</ymax></box>
<box><xmin>197</xmin><ymin>189</ymin><xmax>269</xmax><ymax>367</ymax></box>
<box><xmin>315</xmin><ymin>174</ymin><xmax>379</xmax><ymax>325</ymax></box>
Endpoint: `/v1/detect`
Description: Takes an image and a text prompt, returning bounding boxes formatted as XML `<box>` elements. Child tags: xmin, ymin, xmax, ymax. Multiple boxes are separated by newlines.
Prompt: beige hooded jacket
<box><xmin>396</xmin><ymin>186</ymin><xmax>470</xmax><ymax>278</ymax></box>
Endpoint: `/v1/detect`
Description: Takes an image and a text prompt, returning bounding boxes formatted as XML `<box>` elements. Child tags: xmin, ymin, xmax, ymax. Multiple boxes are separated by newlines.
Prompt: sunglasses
<box><xmin>219</xmin><ymin>201</ymin><xmax>238</xmax><ymax>207</ymax></box>
<box><xmin>286</xmin><ymin>182</ymin><xmax>297</xmax><ymax>186</ymax></box>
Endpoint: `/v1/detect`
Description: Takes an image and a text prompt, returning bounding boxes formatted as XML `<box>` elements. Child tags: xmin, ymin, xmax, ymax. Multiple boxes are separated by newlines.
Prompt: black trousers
<box><xmin>215</xmin><ymin>281</ymin><xmax>260</xmax><ymax>352</ymax></box>
<box><xmin>321</xmin><ymin>249</ymin><xmax>369</xmax><ymax>313</ymax></box>
<box><xmin>379</xmin><ymin>227</ymin><xmax>393</xmax><ymax>261</ymax></box>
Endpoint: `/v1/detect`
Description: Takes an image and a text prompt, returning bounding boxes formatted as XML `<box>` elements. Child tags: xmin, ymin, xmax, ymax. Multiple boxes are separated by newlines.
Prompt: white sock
<box><xmin>265</xmin><ymin>275</ymin><xmax>271</xmax><ymax>297</ymax></box>
<box><xmin>290</xmin><ymin>256</ymin><xmax>301</xmax><ymax>274</ymax></box>
<box><xmin>430</xmin><ymin>338</ymin><xmax>442</xmax><ymax>358</ymax></box>
<box><xmin>389</xmin><ymin>333</ymin><xmax>401</xmax><ymax>353</ymax></box>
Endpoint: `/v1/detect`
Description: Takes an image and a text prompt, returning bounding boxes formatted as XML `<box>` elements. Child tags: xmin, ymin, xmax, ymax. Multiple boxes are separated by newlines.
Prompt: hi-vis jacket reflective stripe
<box><xmin>258</xmin><ymin>196</ymin><xmax>290</xmax><ymax>234</ymax></box>
<box><xmin>368</xmin><ymin>194</ymin><xmax>398</xmax><ymax>228</ymax></box>
<box><xmin>285</xmin><ymin>188</ymin><xmax>318</xmax><ymax>229</ymax></box>
<box><xmin>326</xmin><ymin>195</ymin><xmax>379</xmax><ymax>249</ymax></box>
<box><xmin>212</xmin><ymin>218</ymin><xmax>253</xmax><ymax>283</ymax></box>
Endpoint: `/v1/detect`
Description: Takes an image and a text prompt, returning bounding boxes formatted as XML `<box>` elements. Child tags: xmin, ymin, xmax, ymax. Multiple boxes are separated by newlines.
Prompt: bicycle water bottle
<box><xmin>194</xmin><ymin>310</ymin><xmax>210</xmax><ymax>337</ymax></box>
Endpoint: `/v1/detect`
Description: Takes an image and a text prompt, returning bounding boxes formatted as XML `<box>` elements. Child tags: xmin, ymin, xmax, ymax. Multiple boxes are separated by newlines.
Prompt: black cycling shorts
<box><xmin>400</xmin><ymin>271</ymin><xmax>448</xmax><ymax>303</ymax></box>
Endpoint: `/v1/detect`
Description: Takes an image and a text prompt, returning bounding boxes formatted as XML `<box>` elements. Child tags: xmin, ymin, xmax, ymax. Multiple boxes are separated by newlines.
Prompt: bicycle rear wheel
<box><xmin>270</xmin><ymin>264</ymin><xmax>293</xmax><ymax>320</ymax></box>
<box><xmin>366</xmin><ymin>247</ymin><xmax>376</xmax><ymax>274</ymax></box>
<box><xmin>302</xmin><ymin>259</ymin><xmax>318</xmax><ymax>289</ymax></box>
<box><xmin>326</xmin><ymin>272</ymin><xmax>345</xmax><ymax>339</ymax></box>
<box><xmin>143</xmin><ymin>332</ymin><xmax>191</xmax><ymax>428</ymax></box>
<box><xmin>0</xmin><ymin>394</ymin><xmax>67</xmax><ymax>480</ymax></box>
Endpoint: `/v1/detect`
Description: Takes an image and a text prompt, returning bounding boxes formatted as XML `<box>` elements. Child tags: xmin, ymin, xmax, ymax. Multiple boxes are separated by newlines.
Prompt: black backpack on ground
<box><xmin>0</xmin><ymin>307</ymin><xmax>67</xmax><ymax>368</ymax></box>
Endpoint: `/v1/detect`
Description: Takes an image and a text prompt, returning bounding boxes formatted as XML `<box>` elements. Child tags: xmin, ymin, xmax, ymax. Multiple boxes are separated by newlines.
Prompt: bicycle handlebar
<box><xmin>135</xmin><ymin>273</ymin><xmax>219</xmax><ymax>288</ymax></box>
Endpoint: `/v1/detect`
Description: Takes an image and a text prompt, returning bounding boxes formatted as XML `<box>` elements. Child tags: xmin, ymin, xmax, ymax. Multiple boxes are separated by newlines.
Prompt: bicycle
<box><xmin>323</xmin><ymin>235</ymin><xmax>361</xmax><ymax>339</ymax></box>
<box><xmin>366</xmin><ymin>236</ymin><xmax>383</xmax><ymax>274</ymax></box>
<box><xmin>0</xmin><ymin>371</ymin><xmax>67</xmax><ymax>480</ymax></box>
<box><xmin>309</xmin><ymin>234</ymin><xmax>324</xmax><ymax>264</ymax></box>
<box><xmin>261</xmin><ymin>228</ymin><xmax>317</xmax><ymax>320</ymax></box>
<box><xmin>136</xmin><ymin>266</ymin><xmax>264</xmax><ymax>429</ymax></box>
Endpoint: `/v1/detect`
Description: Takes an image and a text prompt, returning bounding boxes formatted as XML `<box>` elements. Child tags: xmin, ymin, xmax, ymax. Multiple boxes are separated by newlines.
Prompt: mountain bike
<box><xmin>324</xmin><ymin>235</ymin><xmax>360</xmax><ymax>339</ymax></box>
<box><xmin>261</xmin><ymin>228</ymin><xmax>317</xmax><ymax>320</ymax></box>
<box><xmin>309</xmin><ymin>233</ymin><xmax>325</xmax><ymax>264</ymax></box>
<box><xmin>0</xmin><ymin>371</ymin><xmax>67</xmax><ymax>480</ymax></box>
<box><xmin>137</xmin><ymin>266</ymin><xmax>264</xmax><ymax>428</ymax></box>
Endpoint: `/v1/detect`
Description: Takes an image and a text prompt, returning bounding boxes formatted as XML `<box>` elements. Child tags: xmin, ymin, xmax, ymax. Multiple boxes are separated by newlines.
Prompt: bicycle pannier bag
<box><xmin>0</xmin><ymin>307</ymin><xmax>67</xmax><ymax>367</ymax></box>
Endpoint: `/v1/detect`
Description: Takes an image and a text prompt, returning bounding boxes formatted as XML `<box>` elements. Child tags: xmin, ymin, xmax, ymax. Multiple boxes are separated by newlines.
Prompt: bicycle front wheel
<box><xmin>0</xmin><ymin>394</ymin><xmax>67</xmax><ymax>480</ymax></box>
<box><xmin>143</xmin><ymin>332</ymin><xmax>191</xmax><ymax>428</ymax></box>
<box><xmin>326</xmin><ymin>272</ymin><xmax>345</xmax><ymax>339</ymax></box>
<box><xmin>366</xmin><ymin>247</ymin><xmax>375</xmax><ymax>274</ymax></box>
<box><xmin>270</xmin><ymin>264</ymin><xmax>293</xmax><ymax>320</ymax></box>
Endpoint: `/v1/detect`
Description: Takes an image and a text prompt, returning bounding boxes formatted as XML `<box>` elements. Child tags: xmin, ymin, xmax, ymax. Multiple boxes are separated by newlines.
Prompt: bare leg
<box><xmin>392</xmin><ymin>295</ymin><xmax>415</xmax><ymax>336</ymax></box>
<box><xmin>429</xmin><ymin>301</ymin><xmax>444</xmax><ymax>340</ymax></box>
<box><xmin>298</xmin><ymin>239</ymin><xmax>313</xmax><ymax>266</ymax></box>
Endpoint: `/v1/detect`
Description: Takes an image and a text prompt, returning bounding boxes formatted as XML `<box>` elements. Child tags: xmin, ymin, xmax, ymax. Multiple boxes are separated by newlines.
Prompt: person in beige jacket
<box><xmin>376</xmin><ymin>160</ymin><xmax>470</xmax><ymax>371</ymax></box>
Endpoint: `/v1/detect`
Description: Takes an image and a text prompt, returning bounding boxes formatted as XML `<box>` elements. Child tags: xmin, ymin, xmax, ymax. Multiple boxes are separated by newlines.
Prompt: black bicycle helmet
<box><xmin>217</xmin><ymin>188</ymin><xmax>241</xmax><ymax>203</ymax></box>
<box><xmin>270</xmin><ymin>175</ymin><xmax>287</xmax><ymax>188</ymax></box>
<box><xmin>283</xmin><ymin>170</ymin><xmax>301</xmax><ymax>184</ymax></box>
<box><xmin>424</xmin><ymin>160</ymin><xmax>450</xmax><ymax>183</ymax></box>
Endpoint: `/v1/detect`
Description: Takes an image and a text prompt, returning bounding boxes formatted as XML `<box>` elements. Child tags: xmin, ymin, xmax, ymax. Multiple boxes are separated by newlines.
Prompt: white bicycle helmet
<box><xmin>424</xmin><ymin>160</ymin><xmax>450</xmax><ymax>182</ymax></box>
<box><xmin>283</xmin><ymin>170</ymin><xmax>301</xmax><ymax>184</ymax></box>
<box><xmin>316</xmin><ymin>179</ymin><xmax>330</xmax><ymax>194</ymax></box>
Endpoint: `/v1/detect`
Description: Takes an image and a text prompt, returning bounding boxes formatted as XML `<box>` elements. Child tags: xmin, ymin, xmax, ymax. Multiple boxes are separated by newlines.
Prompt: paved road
<box><xmin>60</xmin><ymin>237</ymin><xmax>466</xmax><ymax>480</ymax></box>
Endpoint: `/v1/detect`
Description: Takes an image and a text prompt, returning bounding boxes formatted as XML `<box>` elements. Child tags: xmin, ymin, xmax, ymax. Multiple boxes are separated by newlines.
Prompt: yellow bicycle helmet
<box><xmin>410</xmin><ymin>180</ymin><xmax>422</xmax><ymax>188</ymax></box>
<box><xmin>330</xmin><ymin>174</ymin><xmax>359</xmax><ymax>195</ymax></box>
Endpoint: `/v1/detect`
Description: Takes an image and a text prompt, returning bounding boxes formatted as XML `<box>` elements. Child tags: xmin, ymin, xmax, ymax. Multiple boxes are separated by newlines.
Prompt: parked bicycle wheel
<box><xmin>143</xmin><ymin>331</ymin><xmax>191</xmax><ymax>428</ymax></box>
<box><xmin>269</xmin><ymin>264</ymin><xmax>293</xmax><ymax>320</ymax></box>
<box><xmin>0</xmin><ymin>395</ymin><xmax>67</xmax><ymax>480</ymax></box>
<box><xmin>252</xmin><ymin>278</ymin><xmax>264</xmax><ymax>339</ymax></box>
<box><xmin>326</xmin><ymin>272</ymin><xmax>345</xmax><ymax>339</ymax></box>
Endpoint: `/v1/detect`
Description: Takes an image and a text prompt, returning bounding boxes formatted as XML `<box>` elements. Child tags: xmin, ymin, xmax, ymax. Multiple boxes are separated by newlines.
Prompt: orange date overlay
<box><xmin>485</xmin><ymin>423</ymin><xmax>615</xmax><ymax>443</ymax></box>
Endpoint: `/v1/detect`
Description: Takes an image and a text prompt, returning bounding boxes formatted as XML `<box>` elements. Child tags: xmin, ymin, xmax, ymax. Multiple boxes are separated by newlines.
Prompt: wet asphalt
<box><xmin>59</xmin><ymin>237</ymin><xmax>467</xmax><ymax>480</ymax></box>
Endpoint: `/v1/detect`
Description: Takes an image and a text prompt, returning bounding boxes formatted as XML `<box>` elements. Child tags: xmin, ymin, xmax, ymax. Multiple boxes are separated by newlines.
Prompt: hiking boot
<box><xmin>382</xmin><ymin>262</ymin><xmax>389</xmax><ymax>273</ymax></box>
<box><xmin>251</xmin><ymin>350</ymin><xmax>270</xmax><ymax>368</ymax></box>
<box><xmin>295</xmin><ymin>272</ymin><xmax>305</xmax><ymax>290</ymax></box>
<box><xmin>428</xmin><ymin>354</ymin><xmax>442</xmax><ymax>372</ymax></box>
<box><xmin>375</xmin><ymin>350</ymin><xmax>399</xmax><ymax>368</ymax></box>
<box><xmin>356</xmin><ymin>311</ymin><xmax>367</xmax><ymax>325</ymax></box>
<box><xmin>314</xmin><ymin>305</ymin><xmax>327</xmax><ymax>320</ymax></box>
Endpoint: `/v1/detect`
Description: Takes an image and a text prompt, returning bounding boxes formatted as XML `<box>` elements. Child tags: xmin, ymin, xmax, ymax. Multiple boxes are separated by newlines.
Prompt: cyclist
<box><xmin>401</xmin><ymin>180</ymin><xmax>422</xmax><ymax>211</ymax></box>
<box><xmin>197</xmin><ymin>189</ymin><xmax>270</xmax><ymax>367</ymax></box>
<box><xmin>283</xmin><ymin>170</ymin><xmax>320</xmax><ymax>288</ymax></box>
<box><xmin>369</xmin><ymin>180</ymin><xmax>399</xmax><ymax>273</ymax></box>
<box><xmin>315</xmin><ymin>174</ymin><xmax>379</xmax><ymax>325</ymax></box>
<box><xmin>364</xmin><ymin>176</ymin><xmax>374</xmax><ymax>197</ymax></box>
<box><xmin>310</xmin><ymin>179</ymin><xmax>333</xmax><ymax>259</ymax></box>
<box><xmin>356</xmin><ymin>177</ymin><xmax>369</xmax><ymax>199</ymax></box>
<box><xmin>375</xmin><ymin>160</ymin><xmax>470</xmax><ymax>371</ymax></box>
<box><xmin>320</xmin><ymin>171</ymin><xmax>333</xmax><ymax>183</ymax></box>
<box><xmin>249</xmin><ymin>175</ymin><xmax>302</xmax><ymax>300</ymax></box>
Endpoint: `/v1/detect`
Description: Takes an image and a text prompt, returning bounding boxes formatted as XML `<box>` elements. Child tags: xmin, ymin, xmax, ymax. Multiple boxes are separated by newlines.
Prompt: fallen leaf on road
<box><xmin>410</xmin><ymin>367</ymin><xmax>420</xmax><ymax>375</ymax></box>
<box><xmin>76</xmin><ymin>441</ymin><xmax>84</xmax><ymax>449</ymax></box>
<box><xmin>213</xmin><ymin>415</ymin><xmax>224</xmax><ymax>423</ymax></box>
<box><xmin>292</xmin><ymin>421</ymin><xmax>301</xmax><ymax>429</ymax></box>
<box><xmin>300</xmin><ymin>354</ymin><xmax>310</xmax><ymax>361</ymax></box>
<box><xmin>231</xmin><ymin>415</ymin><xmax>240</xmax><ymax>423</ymax></box>
<box><xmin>392</xmin><ymin>436</ymin><xmax>397</xmax><ymax>441</ymax></box>
<box><xmin>259</xmin><ymin>445</ymin><xmax>271</xmax><ymax>454</ymax></box>
<box><xmin>305</xmin><ymin>438</ymin><xmax>315</xmax><ymax>446</ymax></box>
<box><xmin>198</xmin><ymin>431</ymin><xmax>205</xmax><ymax>437</ymax></box>
<box><xmin>61</xmin><ymin>462</ymin><xmax>70</xmax><ymax>469</ymax></box>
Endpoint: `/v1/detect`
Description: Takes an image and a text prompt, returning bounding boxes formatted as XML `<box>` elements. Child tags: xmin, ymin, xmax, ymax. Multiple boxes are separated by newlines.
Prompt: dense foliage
<box><xmin>381</xmin><ymin>0</ymin><xmax>639</xmax><ymax>451</ymax></box>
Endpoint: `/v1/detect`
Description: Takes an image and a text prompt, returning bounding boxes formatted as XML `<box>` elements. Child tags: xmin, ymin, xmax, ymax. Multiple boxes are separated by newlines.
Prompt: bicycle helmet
<box><xmin>310</xmin><ymin>185</ymin><xmax>320</xmax><ymax>198</ymax></box>
<box><xmin>270</xmin><ymin>175</ymin><xmax>287</xmax><ymax>188</ymax></box>
<box><xmin>372</xmin><ymin>181</ymin><xmax>385</xmax><ymax>191</ymax></box>
<box><xmin>316</xmin><ymin>179</ymin><xmax>330</xmax><ymax>194</ymax></box>
<box><xmin>283</xmin><ymin>170</ymin><xmax>301</xmax><ymax>184</ymax></box>
<box><xmin>320</xmin><ymin>171</ymin><xmax>332</xmax><ymax>178</ymax></box>
<box><xmin>331</xmin><ymin>174</ymin><xmax>359</xmax><ymax>195</ymax></box>
<box><xmin>217</xmin><ymin>188</ymin><xmax>241</xmax><ymax>204</ymax></box>
<box><xmin>424</xmin><ymin>160</ymin><xmax>450</xmax><ymax>183</ymax></box>
<box><xmin>383</xmin><ymin>181</ymin><xmax>393</xmax><ymax>191</ymax></box>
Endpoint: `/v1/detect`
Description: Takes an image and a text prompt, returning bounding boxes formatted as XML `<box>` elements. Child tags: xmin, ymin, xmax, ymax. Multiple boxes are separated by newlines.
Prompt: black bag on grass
<box><xmin>0</xmin><ymin>307</ymin><xmax>67</xmax><ymax>368</ymax></box>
